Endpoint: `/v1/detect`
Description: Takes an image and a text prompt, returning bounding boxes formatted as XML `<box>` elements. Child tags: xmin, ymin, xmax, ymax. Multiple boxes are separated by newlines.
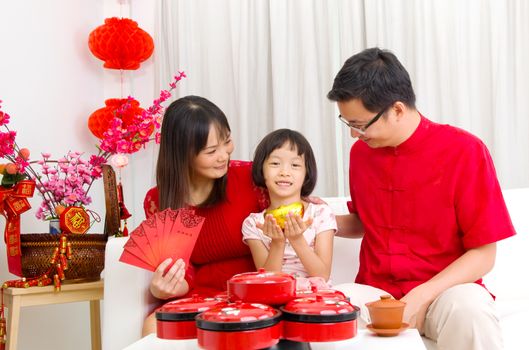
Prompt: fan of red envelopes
<box><xmin>119</xmin><ymin>208</ymin><xmax>205</xmax><ymax>271</ymax></box>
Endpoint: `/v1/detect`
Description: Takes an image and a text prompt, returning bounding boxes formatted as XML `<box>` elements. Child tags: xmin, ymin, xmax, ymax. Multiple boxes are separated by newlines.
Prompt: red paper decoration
<box><xmin>88</xmin><ymin>98</ymin><xmax>146</xmax><ymax>139</ymax></box>
<box><xmin>88</xmin><ymin>17</ymin><xmax>154</xmax><ymax>70</ymax></box>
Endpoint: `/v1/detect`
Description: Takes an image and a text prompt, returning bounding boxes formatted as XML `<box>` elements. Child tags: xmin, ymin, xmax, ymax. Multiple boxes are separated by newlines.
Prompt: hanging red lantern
<box><xmin>88</xmin><ymin>98</ymin><xmax>146</xmax><ymax>139</ymax></box>
<box><xmin>88</xmin><ymin>17</ymin><xmax>154</xmax><ymax>70</ymax></box>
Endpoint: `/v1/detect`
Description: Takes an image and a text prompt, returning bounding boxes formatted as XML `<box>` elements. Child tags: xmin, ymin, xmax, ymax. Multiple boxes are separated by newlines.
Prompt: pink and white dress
<box><xmin>242</xmin><ymin>203</ymin><xmax>337</xmax><ymax>290</ymax></box>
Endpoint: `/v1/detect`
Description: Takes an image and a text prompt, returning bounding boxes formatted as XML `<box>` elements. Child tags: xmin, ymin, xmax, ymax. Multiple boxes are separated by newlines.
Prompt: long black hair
<box><xmin>156</xmin><ymin>95</ymin><xmax>231</xmax><ymax>209</ymax></box>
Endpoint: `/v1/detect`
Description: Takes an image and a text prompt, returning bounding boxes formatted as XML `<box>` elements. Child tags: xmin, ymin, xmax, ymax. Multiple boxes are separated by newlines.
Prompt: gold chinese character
<box><xmin>21</xmin><ymin>186</ymin><xmax>32</xmax><ymax>195</ymax></box>
<box><xmin>70</xmin><ymin>212</ymin><xmax>86</xmax><ymax>229</ymax></box>
<box><xmin>13</xmin><ymin>201</ymin><xmax>24</xmax><ymax>211</ymax></box>
<box><xmin>9</xmin><ymin>246</ymin><xmax>19</xmax><ymax>256</ymax></box>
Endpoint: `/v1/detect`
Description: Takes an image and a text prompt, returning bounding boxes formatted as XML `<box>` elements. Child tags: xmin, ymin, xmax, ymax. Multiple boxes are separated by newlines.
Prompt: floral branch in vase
<box><xmin>0</xmin><ymin>71</ymin><xmax>186</xmax><ymax>225</ymax></box>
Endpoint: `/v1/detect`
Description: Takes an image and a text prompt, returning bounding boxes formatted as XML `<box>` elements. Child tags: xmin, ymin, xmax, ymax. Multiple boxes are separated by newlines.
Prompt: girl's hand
<box><xmin>150</xmin><ymin>258</ymin><xmax>188</xmax><ymax>299</ymax></box>
<box><xmin>257</xmin><ymin>214</ymin><xmax>285</xmax><ymax>243</ymax></box>
<box><xmin>284</xmin><ymin>212</ymin><xmax>313</xmax><ymax>242</ymax></box>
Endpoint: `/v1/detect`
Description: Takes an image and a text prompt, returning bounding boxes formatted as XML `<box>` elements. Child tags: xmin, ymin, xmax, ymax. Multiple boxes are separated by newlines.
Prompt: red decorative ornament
<box><xmin>59</xmin><ymin>206</ymin><xmax>90</xmax><ymax>234</ymax></box>
<box><xmin>88</xmin><ymin>98</ymin><xmax>146</xmax><ymax>139</ymax></box>
<box><xmin>88</xmin><ymin>17</ymin><xmax>154</xmax><ymax>70</ymax></box>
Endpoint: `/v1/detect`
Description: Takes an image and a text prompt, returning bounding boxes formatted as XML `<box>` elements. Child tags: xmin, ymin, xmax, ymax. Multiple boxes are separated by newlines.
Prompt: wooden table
<box><xmin>3</xmin><ymin>279</ymin><xmax>103</xmax><ymax>350</ymax></box>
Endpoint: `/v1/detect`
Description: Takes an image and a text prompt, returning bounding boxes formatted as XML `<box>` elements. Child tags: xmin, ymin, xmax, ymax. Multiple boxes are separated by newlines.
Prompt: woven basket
<box><xmin>20</xmin><ymin>233</ymin><xmax>106</xmax><ymax>283</ymax></box>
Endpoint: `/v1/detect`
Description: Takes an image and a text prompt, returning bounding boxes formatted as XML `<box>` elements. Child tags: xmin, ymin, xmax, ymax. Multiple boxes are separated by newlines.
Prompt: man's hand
<box><xmin>400</xmin><ymin>283</ymin><xmax>435</xmax><ymax>333</ymax></box>
<box><xmin>150</xmin><ymin>258</ymin><xmax>188</xmax><ymax>300</ymax></box>
<box><xmin>400</xmin><ymin>243</ymin><xmax>497</xmax><ymax>333</ymax></box>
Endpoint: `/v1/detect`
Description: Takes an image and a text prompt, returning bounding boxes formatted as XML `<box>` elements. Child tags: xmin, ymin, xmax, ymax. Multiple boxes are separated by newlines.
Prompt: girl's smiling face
<box><xmin>263</xmin><ymin>142</ymin><xmax>306</xmax><ymax>206</ymax></box>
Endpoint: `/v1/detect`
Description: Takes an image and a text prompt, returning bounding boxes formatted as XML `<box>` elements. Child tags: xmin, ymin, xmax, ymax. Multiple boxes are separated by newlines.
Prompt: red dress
<box><xmin>143</xmin><ymin>161</ymin><xmax>268</xmax><ymax>296</ymax></box>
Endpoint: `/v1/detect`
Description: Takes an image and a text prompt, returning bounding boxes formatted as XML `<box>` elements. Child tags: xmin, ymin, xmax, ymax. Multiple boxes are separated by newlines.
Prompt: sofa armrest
<box><xmin>483</xmin><ymin>188</ymin><xmax>529</xmax><ymax>301</ymax></box>
<box><xmin>102</xmin><ymin>236</ymin><xmax>158</xmax><ymax>350</ymax></box>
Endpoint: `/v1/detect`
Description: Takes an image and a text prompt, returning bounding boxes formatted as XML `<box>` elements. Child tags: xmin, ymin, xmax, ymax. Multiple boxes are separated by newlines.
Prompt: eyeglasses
<box><xmin>338</xmin><ymin>106</ymin><xmax>389</xmax><ymax>135</ymax></box>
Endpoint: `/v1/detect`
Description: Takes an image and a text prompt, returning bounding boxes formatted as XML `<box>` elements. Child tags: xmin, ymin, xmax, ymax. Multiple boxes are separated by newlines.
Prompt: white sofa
<box><xmin>101</xmin><ymin>188</ymin><xmax>529</xmax><ymax>350</ymax></box>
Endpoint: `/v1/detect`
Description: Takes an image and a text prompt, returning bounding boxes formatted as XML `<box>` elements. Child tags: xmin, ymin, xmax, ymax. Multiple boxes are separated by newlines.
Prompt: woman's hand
<box><xmin>257</xmin><ymin>214</ymin><xmax>285</xmax><ymax>243</ymax></box>
<box><xmin>149</xmin><ymin>258</ymin><xmax>189</xmax><ymax>300</ymax></box>
<box><xmin>284</xmin><ymin>212</ymin><xmax>313</xmax><ymax>243</ymax></box>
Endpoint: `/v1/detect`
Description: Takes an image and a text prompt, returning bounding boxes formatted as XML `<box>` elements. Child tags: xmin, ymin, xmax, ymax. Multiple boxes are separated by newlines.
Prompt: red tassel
<box><xmin>117</xmin><ymin>183</ymin><xmax>132</xmax><ymax>220</ymax></box>
<box><xmin>122</xmin><ymin>221</ymin><xmax>129</xmax><ymax>237</ymax></box>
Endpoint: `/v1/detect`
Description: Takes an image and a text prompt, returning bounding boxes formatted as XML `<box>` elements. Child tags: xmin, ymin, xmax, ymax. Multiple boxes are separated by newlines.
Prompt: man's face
<box><xmin>337</xmin><ymin>99</ymin><xmax>397</xmax><ymax>148</ymax></box>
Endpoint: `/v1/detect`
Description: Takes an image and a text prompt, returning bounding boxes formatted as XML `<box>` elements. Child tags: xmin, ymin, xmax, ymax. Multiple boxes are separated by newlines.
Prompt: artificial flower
<box><xmin>98</xmin><ymin>71</ymin><xmax>186</xmax><ymax>154</ymax></box>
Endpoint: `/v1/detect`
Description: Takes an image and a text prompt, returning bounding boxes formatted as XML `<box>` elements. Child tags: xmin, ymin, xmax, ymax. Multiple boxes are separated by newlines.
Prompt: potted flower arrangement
<box><xmin>0</xmin><ymin>72</ymin><xmax>186</xmax><ymax>288</ymax></box>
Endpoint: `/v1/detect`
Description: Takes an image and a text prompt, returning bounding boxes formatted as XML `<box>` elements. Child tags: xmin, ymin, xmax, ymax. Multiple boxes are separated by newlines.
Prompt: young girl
<box><xmin>242</xmin><ymin>129</ymin><xmax>336</xmax><ymax>289</ymax></box>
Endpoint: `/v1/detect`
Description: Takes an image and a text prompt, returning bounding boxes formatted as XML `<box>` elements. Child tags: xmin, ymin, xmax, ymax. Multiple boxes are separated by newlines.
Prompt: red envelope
<box><xmin>161</xmin><ymin>208</ymin><xmax>180</xmax><ymax>255</ymax></box>
<box><xmin>127</xmin><ymin>223</ymin><xmax>157</xmax><ymax>267</ymax></box>
<box><xmin>163</xmin><ymin>208</ymin><xmax>204</xmax><ymax>267</ymax></box>
<box><xmin>119</xmin><ymin>208</ymin><xmax>205</xmax><ymax>272</ymax></box>
<box><xmin>150</xmin><ymin>209</ymin><xmax>168</xmax><ymax>260</ymax></box>
<box><xmin>119</xmin><ymin>237</ymin><xmax>156</xmax><ymax>271</ymax></box>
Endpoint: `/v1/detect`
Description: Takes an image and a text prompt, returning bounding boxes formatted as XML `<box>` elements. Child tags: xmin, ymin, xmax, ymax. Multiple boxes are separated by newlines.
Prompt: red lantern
<box><xmin>88</xmin><ymin>98</ymin><xmax>146</xmax><ymax>139</ymax></box>
<box><xmin>88</xmin><ymin>17</ymin><xmax>154</xmax><ymax>70</ymax></box>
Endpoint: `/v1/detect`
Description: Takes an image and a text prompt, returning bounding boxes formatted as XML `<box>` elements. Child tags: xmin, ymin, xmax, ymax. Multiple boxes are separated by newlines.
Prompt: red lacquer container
<box><xmin>227</xmin><ymin>268</ymin><xmax>296</xmax><ymax>305</ymax></box>
<box><xmin>213</xmin><ymin>291</ymin><xmax>230</xmax><ymax>302</ymax></box>
<box><xmin>295</xmin><ymin>286</ymin><xmax>348</xmax><ymax>301</ymax></box>
<box><xmin>155</xmin><ymin>294</ymin><xmax>226</xmax><ymax>340</ymax></box>
<box><xmin>196</xmin><ymin>301</ymin><xmax>283</xmax><ymax>350</ymax></box>
<box><xmin>280</xmin><ymin>295</ymin><xmax>360</xmax><ymax>342</ymax></box>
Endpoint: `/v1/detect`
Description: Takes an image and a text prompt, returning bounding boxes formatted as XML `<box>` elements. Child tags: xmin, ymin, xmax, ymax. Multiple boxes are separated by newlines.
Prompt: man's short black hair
<box><xmin>327</xmin><ymin>47</ymin><xmax>416</xmax><ymax>112</ymax></box>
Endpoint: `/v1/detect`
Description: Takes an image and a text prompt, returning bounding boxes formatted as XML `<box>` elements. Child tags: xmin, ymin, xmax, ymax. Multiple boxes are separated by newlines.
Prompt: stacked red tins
<box><xmin>155</xmin><ymin>294</ymin><xmax>226</xmax><ymax>340</ymax></box>
<box><xmin>295</xmin><ymin>286</ymin><xmax>348</xmax><ymax>301</ymax></box>
<box><xmin>280</xmin><ymin>295</ymin><xmax>360</xmax><ymax>342</ymax></box>
<box><xmin>196</xmin><ymin>302</ymin><xmax>282</xmax><ymax>350</ymax></box>
<box><xmin>227</xmin><ymin>268</ymin><xmax>296</xmax><ymax>305</ymax></box>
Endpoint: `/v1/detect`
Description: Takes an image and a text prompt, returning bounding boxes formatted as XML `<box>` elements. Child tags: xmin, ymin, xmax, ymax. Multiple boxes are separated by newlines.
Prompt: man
<box><xmin>327</xmin><ymin>47</ymin><xmax>515</xmax><ymax>349</ymax></box>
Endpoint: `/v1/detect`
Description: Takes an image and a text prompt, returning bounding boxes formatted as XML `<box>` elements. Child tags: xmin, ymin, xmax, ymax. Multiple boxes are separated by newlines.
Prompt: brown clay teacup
<box><xmin>365</xmin><ymin>294</ymin><xmax>406</xmax><ymax>329</ymax></box>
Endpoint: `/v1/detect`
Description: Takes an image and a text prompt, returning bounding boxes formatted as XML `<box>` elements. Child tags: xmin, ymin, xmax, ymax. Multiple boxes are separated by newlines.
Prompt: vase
<box><xmin>49</xmin><ymin>219</ymin><xmax>61</xmax><ymax>234</ymax></box>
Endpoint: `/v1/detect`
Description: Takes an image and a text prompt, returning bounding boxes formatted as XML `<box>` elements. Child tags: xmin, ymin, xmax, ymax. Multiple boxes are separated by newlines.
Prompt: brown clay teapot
<box><xmin>365</xmin><ymin>294</ymin><xmax>406</xmax><ymax>329</ymax></box>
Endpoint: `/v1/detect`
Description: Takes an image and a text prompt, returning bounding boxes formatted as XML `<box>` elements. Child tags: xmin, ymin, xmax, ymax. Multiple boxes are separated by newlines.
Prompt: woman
<box><xmin>142</xmin><ymin>95</ymin><xmax>268</xmax><ymax>334</ymax></box>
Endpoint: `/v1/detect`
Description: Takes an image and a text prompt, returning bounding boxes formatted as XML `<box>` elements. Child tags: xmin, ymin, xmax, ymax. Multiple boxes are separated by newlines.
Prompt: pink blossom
<box><xmin>0</xmin><ymin>131</ymin><xmax>16</xmax><ymax>158</ymax></box>
<box><xmin>1</xmin><ymin>71</ymin><xmax>187</xmax><ymax>223</ymax></box>
<box><xmin>98</xmin><ymin>71</ymin><xmax>186</xmax><ymax>155</ymax></box>
<box><xmin>0</xmin><ymin>111</ymin><xmax>11</xmax><ymax>126</ymax></box>
<box><xmin>14</xmin><ymin>156</ymin><xmax>29</xmax><ymax>173</ymax></box>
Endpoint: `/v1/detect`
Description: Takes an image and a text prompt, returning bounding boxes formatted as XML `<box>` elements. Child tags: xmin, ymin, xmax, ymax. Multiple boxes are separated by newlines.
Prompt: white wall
<box><xmin>0</xmin><ymin>1</ymin><xmax>157</xmax><ymax>349</ymax></box>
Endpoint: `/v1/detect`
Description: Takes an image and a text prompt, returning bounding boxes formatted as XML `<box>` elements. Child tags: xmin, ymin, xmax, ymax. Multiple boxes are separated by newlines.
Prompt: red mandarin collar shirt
<box><xmin>348</xmin><ymin>115</ymin><xmax>516</xmax><ymax>299</ymax></box>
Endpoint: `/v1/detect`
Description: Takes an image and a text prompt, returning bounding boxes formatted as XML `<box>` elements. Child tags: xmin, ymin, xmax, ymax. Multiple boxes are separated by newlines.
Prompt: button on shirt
<box><xmin>347</xmin><ymin>115</ymin><xmax>516</xmax><ymax>299</ymax></box>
